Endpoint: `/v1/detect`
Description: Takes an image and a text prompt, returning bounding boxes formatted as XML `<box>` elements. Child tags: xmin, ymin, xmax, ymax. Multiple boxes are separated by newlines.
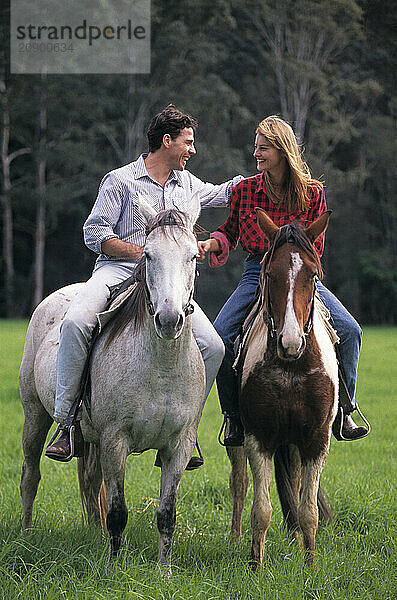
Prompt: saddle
<box><xmin>232</xmin><ymin>290</ymin><xmax>370</xmax><ymax>441</ymax></box>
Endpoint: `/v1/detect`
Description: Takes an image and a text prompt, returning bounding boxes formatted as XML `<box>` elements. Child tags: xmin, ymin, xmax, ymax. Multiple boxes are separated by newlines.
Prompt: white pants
<box><xmin>54</xmin><ymin>262</ymin><xmax>224</xmax><ymax>423</ymax></box>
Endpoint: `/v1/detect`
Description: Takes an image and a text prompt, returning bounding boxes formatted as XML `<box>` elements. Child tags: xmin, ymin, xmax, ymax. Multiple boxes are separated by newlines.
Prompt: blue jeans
<box><xmin>213</xmin><ymin>255</ymin><xmax>362</xmax><ymax>416</ymax></box>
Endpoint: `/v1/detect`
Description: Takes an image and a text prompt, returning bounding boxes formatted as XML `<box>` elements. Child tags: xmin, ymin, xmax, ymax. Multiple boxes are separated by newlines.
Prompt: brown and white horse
<box><xmin>227</xmin><ymin>209</ymin><xmax>337</xmax><ymax>568</ymax></box>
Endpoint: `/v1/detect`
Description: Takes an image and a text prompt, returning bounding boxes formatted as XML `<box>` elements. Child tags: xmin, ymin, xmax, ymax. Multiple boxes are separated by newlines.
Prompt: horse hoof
<box><xmin>248</xmin><ymin>558</ymin><xmax>262</xmax><ymax>573</ymax></box>
<box><xmin>304</xmin><ymin>551</ymin><xmax>316</xmax><ymax>567</ymax></box>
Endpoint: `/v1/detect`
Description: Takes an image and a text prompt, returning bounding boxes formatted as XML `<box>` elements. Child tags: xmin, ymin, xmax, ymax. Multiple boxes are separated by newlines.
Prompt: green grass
<box><xmin>0</xmin><ymin>321</ymin><xmax>396</xmax><ymax>599</ymax></box>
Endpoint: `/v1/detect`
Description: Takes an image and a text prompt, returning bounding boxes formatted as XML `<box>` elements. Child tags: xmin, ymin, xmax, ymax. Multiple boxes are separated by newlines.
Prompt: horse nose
<box><xmin>277</xmin><ymin>332</ymin><xmax>305</xmax><ymax>360</ymax></box>
<box><xmin>154</xmin><ymin>309</ymin><xmax>184</xmax><ymax>339</ymax></box>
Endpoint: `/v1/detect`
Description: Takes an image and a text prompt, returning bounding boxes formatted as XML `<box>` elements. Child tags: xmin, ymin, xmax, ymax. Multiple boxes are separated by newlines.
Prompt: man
<box><xmin>45</xmin><ymin>104</ymin><xmax>243</xmax><ymax>465</ymax></box>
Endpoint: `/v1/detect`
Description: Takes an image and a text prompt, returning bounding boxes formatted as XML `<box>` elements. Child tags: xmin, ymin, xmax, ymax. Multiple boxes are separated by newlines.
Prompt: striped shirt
<box><xmin>84</xmin><ymin>154</ymin><xmax>243</xmax><ymax>269</ymax></box>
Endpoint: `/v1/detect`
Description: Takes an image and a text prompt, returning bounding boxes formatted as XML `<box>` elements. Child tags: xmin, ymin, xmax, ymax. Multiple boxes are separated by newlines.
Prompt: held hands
<box><xmin>197</xmin><ymin>238</ymin><xmax>221</xmax><ymax>260</ymax></box>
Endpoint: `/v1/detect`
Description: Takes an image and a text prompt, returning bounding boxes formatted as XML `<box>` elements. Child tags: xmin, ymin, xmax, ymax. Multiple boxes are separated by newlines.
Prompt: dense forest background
<box><xmin>1</xmin><ymin>0</ymin><xmax>396</xmax><ymax>322</ymax></box>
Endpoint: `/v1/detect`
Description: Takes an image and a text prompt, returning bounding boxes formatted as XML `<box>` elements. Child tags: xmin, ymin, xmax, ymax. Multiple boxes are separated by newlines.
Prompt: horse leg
<box><xmin>298</xmin><ymin>454</ymin><xmax>327</xmax><ymax>565</ymax></box>
<box><xmin>157</xmin><ymin>441</ymin><xmax>194</xmax><ymax>574</ymax></box>
<box><xmin>20</xmin><ymin>400</ymin><xmax>52</xmax><ymax>530</ymax></box>
<box><xmin>227</xmin><ymin>446</ymin><xmax>248</xmax><ymax>541</ymax></box>
<box><xmin>100</xmin><ymin>436</ymin><xmax>128</xmax><ymax>561</ymax></box>
<box><xmin>245</xmin><ymin>435</ymin><xmax>273</xmax><ymax>571</ymax></box>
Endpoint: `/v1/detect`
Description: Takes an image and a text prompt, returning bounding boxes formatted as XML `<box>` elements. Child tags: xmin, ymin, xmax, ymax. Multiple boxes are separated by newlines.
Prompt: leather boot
<box><xmin>45</xmin><ymin>422</ymin><xmax>84</xmax><ymax>461</ymax></box>
<box><xmin>332</xmin><ymin>409</ymin><xmax>368</xmax><ymax>441</ymax></box>
<box><xmin>341</xmin><ymin>414</ymin><xmax>368</xmax><ymax>440</ymax></box>
<box><xmin>224</xmin><ymin>414</ymin><xmax>244</xmax><ymax>447</ymax></box>
<box><xmin>45</xmin><ymin>428</ymin><xmax>72</xmax><ymax>461</ymax></box>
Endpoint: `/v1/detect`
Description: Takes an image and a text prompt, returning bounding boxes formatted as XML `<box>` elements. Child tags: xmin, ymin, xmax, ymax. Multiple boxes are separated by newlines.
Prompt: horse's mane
<box><xmin>104</xmin><ymin>209</ymin><xmax>191</xmax><ymax>348</ymax></box>
<box><xmin>262</xmin><ymin>220</ymin><xmax>323</xmax><ymax>280</ymax></box>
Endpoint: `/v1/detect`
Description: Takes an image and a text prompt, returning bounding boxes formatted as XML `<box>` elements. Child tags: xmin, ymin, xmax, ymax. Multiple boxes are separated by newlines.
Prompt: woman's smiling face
<box><xmin>253</xmin><ymin>133</ymin><xmax>285</xmax><ymax>173</ymax></box>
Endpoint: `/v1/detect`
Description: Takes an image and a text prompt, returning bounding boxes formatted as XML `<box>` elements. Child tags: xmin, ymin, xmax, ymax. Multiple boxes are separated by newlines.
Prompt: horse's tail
<box><xmin>317</xmin><ymin>483</ymin><xmax>334</xmax><ymax>523</ymax></box>
<box><xmin>274</xmin><ymin>446</ymin><xmax>334</xmax><ymax>528</ymax></box>
<box><xmin>274</xmin><ymin>446</ymin><xmax>300</xmax><ymax>534</ymax></box>
<box><xmin>77</xmin><ymin>442</ymin><xmax>107</xmax><ymax>531</ymax></box>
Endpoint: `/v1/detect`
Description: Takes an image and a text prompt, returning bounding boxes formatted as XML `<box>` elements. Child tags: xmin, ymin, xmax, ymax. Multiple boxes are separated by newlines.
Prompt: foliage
<box><xmin>0</xmin><ymin>0</ymin><xmax>396</xmax><ymax>322</ymax></box>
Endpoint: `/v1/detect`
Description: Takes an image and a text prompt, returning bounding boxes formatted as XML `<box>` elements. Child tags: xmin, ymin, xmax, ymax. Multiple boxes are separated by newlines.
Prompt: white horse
<box><xmin>19</xmin><ymin>196</ymin><xmax>205</xmax><ymax>571</ymax></box>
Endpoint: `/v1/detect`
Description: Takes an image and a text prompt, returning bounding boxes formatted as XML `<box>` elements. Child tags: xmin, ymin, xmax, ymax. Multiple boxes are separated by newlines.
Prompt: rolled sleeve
<box><xmin>83</xmin><ymin>173</ymin><xmax>124</xmax><ymax>254</ymax></box>
<box><xmin>209</xmin><ymin>231</ymin><xmax>231</xmax><ymax>267</ymax></box>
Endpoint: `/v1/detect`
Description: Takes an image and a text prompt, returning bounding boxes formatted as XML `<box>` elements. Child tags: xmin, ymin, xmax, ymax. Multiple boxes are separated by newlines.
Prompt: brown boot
<box><xmin>45</xmin><ymin>423</ymin><xmax>84</xmax><ymax>462</ymax></box>
<box><xmin>341</xmin><ymin>414</ymin><xmax>368</xmax><ymax>440</ymax></box>
<box><xmin>45</xmin><ymin>427</ymin><xmax>73</xmax><ymax>461</ymax></box>
<box><xmin>333</xmin><ymin>409</ymin><xmax>368</xmax><ymax>441</ymax></box>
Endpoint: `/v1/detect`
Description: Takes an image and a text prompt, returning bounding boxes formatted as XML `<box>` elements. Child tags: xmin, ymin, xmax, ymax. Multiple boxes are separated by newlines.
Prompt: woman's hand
<box><xmin>197</xmin><ymin>238</ymin><xmax>221</xmax><ymax>260</ymax></box>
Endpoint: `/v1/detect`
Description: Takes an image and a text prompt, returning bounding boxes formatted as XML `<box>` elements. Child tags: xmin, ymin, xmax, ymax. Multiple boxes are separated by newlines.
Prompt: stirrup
<box><xmin>45</xmin><ymin>424</ymin><xmax>76</xmax><ymax>462</ymax></box>
<box><xmin>332</xmin><ymin>405</ymin><xmax>371</xmax><ymax>441</ymax></box>
<box><xmin>218</xmin><ymin>414</ymin><xmax>228</xmax><ymax>447</ymax></box>
<box><xmin>185</xmin><ymin>439</ymin><xmax>204</xmax><ymax>470</ymax></box>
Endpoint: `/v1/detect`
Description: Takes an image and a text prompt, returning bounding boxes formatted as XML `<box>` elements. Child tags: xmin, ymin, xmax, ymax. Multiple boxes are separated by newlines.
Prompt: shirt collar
<box><xmin>134</xmin><ymin>154</ymin><xmax>150</xmax><ymax>179</ymax></box>
<box><xmin>134</xmin><ymin>154</ymin><xmax>183</xmax><ymax>187</ymax></box>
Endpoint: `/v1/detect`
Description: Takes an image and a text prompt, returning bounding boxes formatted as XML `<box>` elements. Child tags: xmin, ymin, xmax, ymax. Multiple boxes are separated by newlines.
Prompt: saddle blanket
<box><xmin>96</xmin><ymin>277</ymin><xmax>138</xmax><ymax>332</ymax></box>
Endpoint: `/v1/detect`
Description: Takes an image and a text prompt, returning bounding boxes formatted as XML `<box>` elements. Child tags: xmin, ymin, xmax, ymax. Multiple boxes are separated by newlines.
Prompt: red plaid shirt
<box><xmin>217</xmin><ymin>173</ymin><xmax>327</xmax><ymax>257</ymax></box>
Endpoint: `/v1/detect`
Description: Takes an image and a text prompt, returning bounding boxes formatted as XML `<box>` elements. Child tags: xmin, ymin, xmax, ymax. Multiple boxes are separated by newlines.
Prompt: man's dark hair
<box><xmin>147</xmin><ymin>104</ymin><xmax>198</xmax><ymax>153</ymax></box>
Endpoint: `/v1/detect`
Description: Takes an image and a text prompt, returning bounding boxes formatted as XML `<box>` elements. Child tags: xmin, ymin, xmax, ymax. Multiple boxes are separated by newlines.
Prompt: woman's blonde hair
<box><xmin>256</xmin><ymin>115</ymin><xmax>323</xmax><ymax>212</ymax></box>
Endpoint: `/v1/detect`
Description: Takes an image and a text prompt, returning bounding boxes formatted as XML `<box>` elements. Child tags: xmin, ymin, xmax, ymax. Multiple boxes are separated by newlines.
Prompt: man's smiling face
<box><xmin>165</xmin><ymin>127</ymin><xmax>196</xmax><ymax>170</ymax></box>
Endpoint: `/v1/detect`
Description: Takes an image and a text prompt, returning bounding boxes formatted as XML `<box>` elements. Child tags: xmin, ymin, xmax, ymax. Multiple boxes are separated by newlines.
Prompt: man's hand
<box><xmin>101</xmin><ymin>238</ymin><xmax>144</xmax><ymax>260</ymax></box>
<box><xmin>197</xmin><ymin>238</ymin><xmax>221</xmax><ymax>260</ymax></box>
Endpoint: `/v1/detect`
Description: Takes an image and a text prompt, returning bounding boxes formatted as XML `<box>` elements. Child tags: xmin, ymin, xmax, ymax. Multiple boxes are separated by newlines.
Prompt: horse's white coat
<box><xmin>280</xmin><ymin>252</ymin><xmax>304</xmax><ymax>354</ymax></box>
<box><xmin>241</xmin><ymin>308</ymin><xmax>268</xmax><ymax>388</ymax></box>
<box><xmin>312</xmin><ymin>300</ymin><xmax>339</xmax><ymax>417</ymax></box>
<box><xmin>19</xmin><ymin>196</ymin><xmax>205</xmax><ymax>569</ymax></box>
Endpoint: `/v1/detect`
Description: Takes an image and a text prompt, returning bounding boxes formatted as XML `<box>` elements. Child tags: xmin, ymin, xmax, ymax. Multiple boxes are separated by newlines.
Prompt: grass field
<box><xmin>0</xmin><ymin>320</ymin><xmax>396</xmax><ymax>600</ymax></box>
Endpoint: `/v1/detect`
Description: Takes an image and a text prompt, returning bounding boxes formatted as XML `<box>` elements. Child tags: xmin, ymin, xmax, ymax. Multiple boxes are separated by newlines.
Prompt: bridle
<box><xmin>144</xmin><ymin>281</ymin><xmax>195</xmax><ymax>317</ymax></box>
<box><xmin>261</xmin><ymin>237</ymin><xmax>316</xmax><ymax>340</ymax></box>
<box><xmin>143</xmin><ymin>221</ymin><xmax>196</xmax><ymax>318</ymax></box>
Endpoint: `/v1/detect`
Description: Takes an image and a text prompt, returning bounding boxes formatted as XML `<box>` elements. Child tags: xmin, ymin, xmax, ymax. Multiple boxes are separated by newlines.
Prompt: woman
<box><xmin>198</xmin><ymin>115</ymin><xmax>366</xmax><ymax>446</ymax></box>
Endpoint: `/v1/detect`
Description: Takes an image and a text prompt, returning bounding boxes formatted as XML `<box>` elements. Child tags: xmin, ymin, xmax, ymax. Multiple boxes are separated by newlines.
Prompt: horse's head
<box><xmin>256</xmin><ymin>208</ymin><xmax>331</xmax><ymax>361</ymax></box>
<box><xmin>138</xmin><ymin>194</ymin><xmax>200</xmax><ymax>340</ymax></box>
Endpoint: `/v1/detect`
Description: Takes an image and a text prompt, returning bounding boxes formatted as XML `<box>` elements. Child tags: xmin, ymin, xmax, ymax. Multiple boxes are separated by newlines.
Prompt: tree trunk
<box><xmin>125</xmin><ymin>74</ymin><xmax>135</xmax><ymax>163</ymax></box>
<box><xmin>32</xmin><ymin>74</ymin><xmax>47</xmax><ymax>310</ymax></box>
<box><xmin>1</xmin><ymin>79</ymin><xmax>15</xmax><ymax>317</ymax></box>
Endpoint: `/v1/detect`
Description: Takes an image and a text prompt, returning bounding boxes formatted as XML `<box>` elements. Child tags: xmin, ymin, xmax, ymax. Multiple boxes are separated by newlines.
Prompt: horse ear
<box><xmin>137</xmin><ymin>194</ymin><xmax>157</xmax><ymax>225</ymax></box>
<box><xmin>305</xmin><ymin>210</ymin><xmax>332</xmax><ymax>242</ymax></box>
<box><xmin>188</xmin><ymin>190</ymin><xmax>201</xmax><ymax>226</ymax></box>
<box><xmin>255</xmin><ymin>207</ymin><xmax>279</xmax><ymax>241</ymax></box>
